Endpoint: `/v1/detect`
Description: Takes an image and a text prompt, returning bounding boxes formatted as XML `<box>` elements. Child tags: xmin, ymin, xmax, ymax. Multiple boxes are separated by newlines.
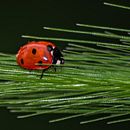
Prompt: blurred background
<box><xmin>0</xmin><ymin>0</ymin><xmax>130</xmax><ymax>129</ymax></box>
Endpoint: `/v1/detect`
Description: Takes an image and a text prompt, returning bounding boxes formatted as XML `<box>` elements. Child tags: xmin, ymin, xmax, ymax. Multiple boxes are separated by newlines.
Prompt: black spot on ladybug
<box><xmin>38</xmin><ymin>61</ymin><xmax>43</xmax><ymax>66</ymax></box>
<box><xmin>32</xmin><ymin>48</ymin><xmax>36</xmax><ymax>55</ymax></box>
<box><xmin>47</xmin><ymin>45</ymin><xmax>53</xmax><ymax>52</ymax></box>
<box><xmin>21</xmin><ymin>59</ymin><xmax>24</xmax><ymax>64</ymax></box>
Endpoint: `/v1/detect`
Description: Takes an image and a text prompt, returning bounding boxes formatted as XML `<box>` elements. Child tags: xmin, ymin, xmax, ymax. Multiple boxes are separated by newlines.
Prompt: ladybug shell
<box><xmin>16</xmin><ymin>41</ymin><xmax>56</xmax><ymax>70</ymax></box>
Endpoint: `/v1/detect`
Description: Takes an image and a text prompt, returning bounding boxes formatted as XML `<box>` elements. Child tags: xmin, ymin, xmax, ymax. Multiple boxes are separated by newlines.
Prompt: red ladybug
<box><xmin>16</xmin><ymin>41</ymin><xmax>64</xmax><ymax>78</ymax></box>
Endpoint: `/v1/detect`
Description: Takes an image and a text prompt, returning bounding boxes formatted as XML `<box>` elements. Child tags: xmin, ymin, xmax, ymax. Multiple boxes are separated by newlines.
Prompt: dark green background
<box><xmin>0</xmin><ymin>0</ymin><xmax>130</xmax><ymax>130</ymax></box>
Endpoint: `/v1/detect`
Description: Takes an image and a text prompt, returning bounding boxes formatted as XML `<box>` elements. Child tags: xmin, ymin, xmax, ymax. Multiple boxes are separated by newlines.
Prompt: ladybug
<box><xmin>16</xmin><ymin>41</ymin><xmax>64</xmax><ymax>78</ymax></box>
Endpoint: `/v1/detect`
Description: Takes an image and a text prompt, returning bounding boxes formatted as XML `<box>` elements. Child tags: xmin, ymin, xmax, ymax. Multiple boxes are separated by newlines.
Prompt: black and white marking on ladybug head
<box><xmin>47</xmin><ymin>45</ymin><xmax>55</xmax><ymax>56</ymax></box>
<box><xmin>56</xmin><ymin>58</ymin><xmax>64</xmax><ymax>65</ymax></box>
<box><xmin>52</xmin><ymin>47</ymin><xmax>64</xmax><ymax>65</ymax></box>
<box><xmin>47</xmin><ymin>45</ymin><xmax>53</xmax><ymax>52</ymax></box>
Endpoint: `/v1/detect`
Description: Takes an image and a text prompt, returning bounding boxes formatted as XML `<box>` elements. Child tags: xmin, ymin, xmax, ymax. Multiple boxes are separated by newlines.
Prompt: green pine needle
<box><xmin>76</xmin><ymin>23</ymin><xmax>130</xmax><ymax>33</ymax></box>
<box><xmin>104</xmin><ymin>2</ymin><xmax>130</xmax><ymax>10</ymax></box>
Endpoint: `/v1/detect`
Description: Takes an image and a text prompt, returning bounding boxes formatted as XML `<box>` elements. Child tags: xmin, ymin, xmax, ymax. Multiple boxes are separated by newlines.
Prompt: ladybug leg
<box><xmin>40</xmin><ymin>69</ymin><xmax>46</xmax><ymax>79</ymax></box>
<box><xmin>53</xmin><ymin>66</ymin><xmax>57</xmax><ymax>72</ymax></box>
<box><xmin>54</xmin><ymin>67</ymin><xmax>56</xmax><ymax>72</ymax></box>
<box><xmin>49</xmin><ymin>65</ymin><xmax>56</xmax><ymax>72</ymax></box>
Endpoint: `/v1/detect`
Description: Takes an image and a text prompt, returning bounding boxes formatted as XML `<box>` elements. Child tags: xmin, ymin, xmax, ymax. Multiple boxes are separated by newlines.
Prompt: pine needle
<box><xmin>104</xmin><ymin>2</ymin><xmax>130</xmax><ymax>10</ymax></box>
<box><xmin>76</xmin><ymin>23</ymin><xmax>130</xmax><ymax>32</ymax></box>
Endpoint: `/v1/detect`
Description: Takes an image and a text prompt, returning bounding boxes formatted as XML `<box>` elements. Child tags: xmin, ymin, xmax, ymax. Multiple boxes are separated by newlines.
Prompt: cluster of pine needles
<box><xmin>0</xmin><ymin>2</ymin><xmax>130</xmax><ymax>125</ymax></box>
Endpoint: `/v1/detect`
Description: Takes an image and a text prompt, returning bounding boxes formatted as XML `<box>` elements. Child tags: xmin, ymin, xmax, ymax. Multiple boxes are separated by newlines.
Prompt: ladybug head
<box><xmin>47</xmin><ymin>45</ymin><xmax>64</xmax><ymax>65</ymax></box>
